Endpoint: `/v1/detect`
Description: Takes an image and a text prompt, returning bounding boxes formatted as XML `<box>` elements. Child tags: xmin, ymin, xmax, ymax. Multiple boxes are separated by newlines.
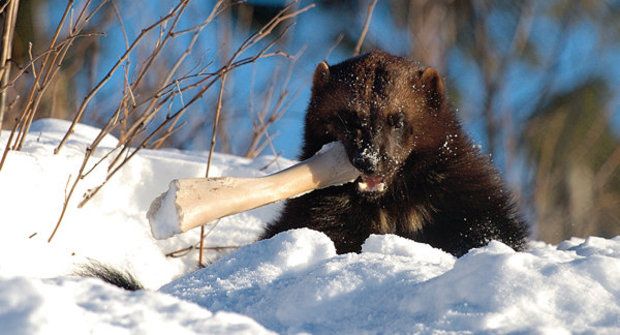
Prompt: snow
<box><xmin>162</xmin><ymin>232</ymin><xmax>620</xmax><ymax>334</ymax></box>
<box><xmin>0</xmin><ymin>277</ymin><xmax>273</xmax><ymax>335</ymax></box>
<box><xmin>1</xmin><ymin>119</ymin><xmax>619</xmax><ymax>334</ymax></box>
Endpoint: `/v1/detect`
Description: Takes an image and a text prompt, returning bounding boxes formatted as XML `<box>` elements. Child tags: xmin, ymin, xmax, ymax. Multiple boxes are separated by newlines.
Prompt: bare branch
<box><xmin>353</xmin><ymin>0</ymin><xmax>378</xmax><ymax>56</ymax></box>
<box><xmin>0</xmin><ymin>0</ymin><xmax>20</xmax><ymax>130</ymax></box>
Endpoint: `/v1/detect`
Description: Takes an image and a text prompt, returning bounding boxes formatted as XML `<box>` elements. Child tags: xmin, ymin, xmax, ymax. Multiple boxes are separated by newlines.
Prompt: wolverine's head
<box><xmin>303</xmin><ymin>51</ymin><xmax>456</xmax><ymax>198</ymax></box>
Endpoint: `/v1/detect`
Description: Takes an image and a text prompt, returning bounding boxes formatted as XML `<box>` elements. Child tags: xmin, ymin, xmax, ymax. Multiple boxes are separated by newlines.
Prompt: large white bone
<box><xmin>147</xmin><ymin>142</ymin><xmax>359</xmax><ymax>239</ymax></box>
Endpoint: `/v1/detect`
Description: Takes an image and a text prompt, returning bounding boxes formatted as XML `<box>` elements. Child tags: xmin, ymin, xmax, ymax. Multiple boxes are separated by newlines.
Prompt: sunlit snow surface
<box><xmin>1</xmin><ymin>119</ymin><xmax>619</xmax><ymax>334</ymax></box>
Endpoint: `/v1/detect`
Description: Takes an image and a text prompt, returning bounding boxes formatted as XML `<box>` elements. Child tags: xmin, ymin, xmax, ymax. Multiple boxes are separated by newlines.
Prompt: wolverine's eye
<box><xmin>388</xmin><ymin>113</ymin><xmax>405</xmax><ymax>129</ymax></box>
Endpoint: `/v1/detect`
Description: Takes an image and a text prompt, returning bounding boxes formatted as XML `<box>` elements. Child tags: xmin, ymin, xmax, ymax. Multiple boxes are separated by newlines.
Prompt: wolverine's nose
<box><xmin>352</xmin><ymin>154</ymin><xmax>378</xmax><ymax>175</ymax></box>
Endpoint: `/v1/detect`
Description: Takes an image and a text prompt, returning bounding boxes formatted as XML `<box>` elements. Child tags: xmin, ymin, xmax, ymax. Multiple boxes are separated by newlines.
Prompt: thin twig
<box><xmin>48</xmin><ymin>149</ymin><xmax>92</xmax><ymax>242</ymax></box>
<box><xmin>165</xmin><ymin>243</ymin><xmax>239</xmax><ymax>258</ymax></box>
<box><xmin>0</xmin><ymin>1</ymin><xmax>10</xmax><ymax>15</ymax></box>
<box><xmin>198</xmin><ymin>72</ymin><xmax>228</xmax><ymax>267</ymax></box>
<box><xmin>326</xmin><ymin>33</ymin><xmax>344</xmax><ymax>60</ymax></box>
<box><xmin>0</xmin><ymin>0</ymin><xmax>20</xmax><ymax>131</ymax></box>
<box><xmin>353</xmin><ymin>0</ymin><xmax>378</xmax><ymax>56</ymax></box>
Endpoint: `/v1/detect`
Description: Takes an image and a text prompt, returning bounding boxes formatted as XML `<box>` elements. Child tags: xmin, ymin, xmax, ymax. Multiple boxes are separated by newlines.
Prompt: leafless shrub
<box><xmin>32</xmin><ymin>2</ymin><xmax>314</xmax><ymax>258</ymax></box>
<box><xmin>0</xmin><ymin>0</ymin><xmax>314</xmax><ymax>253</ymax></box>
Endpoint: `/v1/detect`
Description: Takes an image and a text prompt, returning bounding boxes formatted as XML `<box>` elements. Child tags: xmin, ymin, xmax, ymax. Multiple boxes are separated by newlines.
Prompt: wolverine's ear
<box><xmin>312</xmin><ymin>61</ymin><xmax>330</xmax><ymax>89</ymax></box>
<box><xmin>420</xmin><ymin>67</ymin><xmax>445</xmax><ymax>110</ymax></box>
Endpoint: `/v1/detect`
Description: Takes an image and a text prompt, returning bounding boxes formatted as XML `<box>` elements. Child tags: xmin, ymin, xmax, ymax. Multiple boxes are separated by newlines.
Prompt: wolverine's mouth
<box><xmin>357</xmin><ymin>175</ymin><xmax>386</xmax><ymax>193</ymax></box>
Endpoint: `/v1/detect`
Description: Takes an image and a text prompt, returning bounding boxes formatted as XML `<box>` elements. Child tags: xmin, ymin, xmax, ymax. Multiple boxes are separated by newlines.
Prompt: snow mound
<box><xmin>163</xmin><ymin>230</ymin><xmax>620</xmax><ymax>334</ymax></box>
<box><xmin>0</xmin><ymin>276</ymin><xmax>273</xmax><ymax>335</ymax></box>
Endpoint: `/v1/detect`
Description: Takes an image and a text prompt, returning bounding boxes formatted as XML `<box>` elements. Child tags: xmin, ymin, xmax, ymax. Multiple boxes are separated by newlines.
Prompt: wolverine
<box><xmin>261</xmin><ymin>51</ymin><xmax>528</xmax><ymax>257</ymax></box>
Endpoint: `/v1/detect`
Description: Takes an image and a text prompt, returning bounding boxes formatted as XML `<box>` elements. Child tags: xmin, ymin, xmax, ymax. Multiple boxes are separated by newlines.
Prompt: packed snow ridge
<box><xmin>0</xmin><ymin>119</ymin><xmax>619</xmax><ymax>334</ymax></box>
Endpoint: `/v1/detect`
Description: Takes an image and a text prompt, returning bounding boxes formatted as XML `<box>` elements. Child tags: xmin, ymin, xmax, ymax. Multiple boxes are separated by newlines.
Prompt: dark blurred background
<box><xmin>2</xmin><ymin>0</ymin><xmax>619</xmax><ymax>243</ymax></box>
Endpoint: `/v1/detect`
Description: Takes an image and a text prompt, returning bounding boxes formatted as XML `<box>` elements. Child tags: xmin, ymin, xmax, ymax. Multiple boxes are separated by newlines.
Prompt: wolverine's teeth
<box><xmin>357</xmin><ymin>181</ymin><xmax>386</xmax><ymax>192</ymax></box>
<box><xmin>358</xmin><ymin>181</ymin><xmax>368</xmax><ymax>191</ymax></box>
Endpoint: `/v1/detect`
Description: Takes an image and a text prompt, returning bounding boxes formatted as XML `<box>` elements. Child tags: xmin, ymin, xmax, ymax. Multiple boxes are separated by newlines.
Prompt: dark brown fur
<box><xmin>261</xmin><ymin>51</ymin><xmax>528</xmax><ymax>257</ymax></box>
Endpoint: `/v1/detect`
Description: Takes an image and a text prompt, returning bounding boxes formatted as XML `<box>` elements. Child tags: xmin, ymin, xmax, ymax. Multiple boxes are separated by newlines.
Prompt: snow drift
<box><xmin>0</xmin><ymin>119</ymin><xmax>619</xmax><ymax>334</ymax></box>
<box><xmin>162</xmin><ymin>230</ymin><xmax>620</xmax><ymax>334</ymax></box>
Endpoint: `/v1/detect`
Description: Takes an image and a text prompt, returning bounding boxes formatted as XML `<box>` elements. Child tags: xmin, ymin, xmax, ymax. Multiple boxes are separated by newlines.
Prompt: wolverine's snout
<box><xmin>350</xmin><ymin>147</ymin><xmax>388</xmax><ymax>194</ymax></box>
<box><xmin>351</xmin><ymin>154</ymin><xmax>378</xmax><ymax>175</ymax></box>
